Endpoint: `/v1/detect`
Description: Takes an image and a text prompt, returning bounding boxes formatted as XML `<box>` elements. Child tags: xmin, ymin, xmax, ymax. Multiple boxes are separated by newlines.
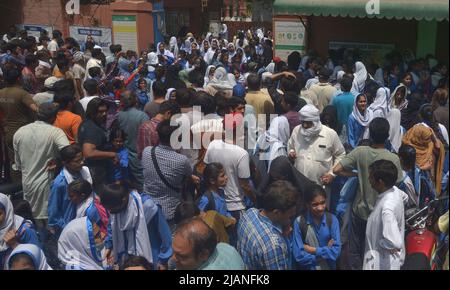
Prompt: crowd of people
<box><xmin>0</xmin><ymin>24</ymin><xmax>448</xmax><ymax>270</ymax></box>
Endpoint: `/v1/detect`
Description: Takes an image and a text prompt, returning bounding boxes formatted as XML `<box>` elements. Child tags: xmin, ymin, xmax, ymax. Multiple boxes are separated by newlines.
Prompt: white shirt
<box><xmin>13</xmin><ymin>121</ymin><xmax>70</xmax><ymax>219</ymax></box>
<box><xmin>79</xmin><ymin>96</ymin><xmax>99</xmax><ymax>112</ymax></box>
<box><xmin>85</xmin><ymin>58</ymin><xmax>104</xmax><ymax>80</ymax></box>
<box><xmin>47</xmin><ymin>39</ymin><xmax>59</xmax><ymax>52</ymax></box>
<box><xmin>288</xmin><ymin>124</ymin><xmax>346</xmax><ymax>185</ymax></box>
<box><xmin>204</xmin><ymin>140</ymin><xmax>251</xmax><ymax>211</ymax></box>
<box><xmin>363</xmin><ymin>186</ymin><xmax>406</xmax><ymax>270</ymax></box>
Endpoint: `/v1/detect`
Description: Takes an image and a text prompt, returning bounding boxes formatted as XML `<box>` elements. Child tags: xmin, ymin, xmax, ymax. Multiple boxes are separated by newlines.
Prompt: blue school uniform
<box><xmin>111</xmin><ymin>147</ymin><xmax>129</xmax><ymax>183</ymax></box>
<box><xmin>141</xmin><ymin>194</ymin><xmax>173</xmax><ymax>268</ymax></box>
<box><xmin>198</xmin><ymin>188</ymin><xmax>232</xmax><ymax>218</ymax></box>
<box><xmin>347</xmin><ymin>114</ymin><xmax>365</xmax><ymax>149</ymax></box>
<box><xmin>292</xmin><ymin>211</ymin><xmax>341</xmax><ymax>270</ymax></box>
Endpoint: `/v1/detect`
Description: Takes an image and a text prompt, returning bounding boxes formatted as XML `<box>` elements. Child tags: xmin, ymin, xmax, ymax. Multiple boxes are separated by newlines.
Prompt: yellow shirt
<box><xmin>201</xmin><ymin>211</ymin><xmax>235</xmax><ymax>244</ymax></box>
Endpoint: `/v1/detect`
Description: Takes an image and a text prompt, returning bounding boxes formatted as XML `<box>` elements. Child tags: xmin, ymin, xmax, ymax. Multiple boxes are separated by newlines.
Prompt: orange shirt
<box><xmin>54</xmin><ymin>110</ymin><xmax>82</xmax><ymax>144</ymax></box>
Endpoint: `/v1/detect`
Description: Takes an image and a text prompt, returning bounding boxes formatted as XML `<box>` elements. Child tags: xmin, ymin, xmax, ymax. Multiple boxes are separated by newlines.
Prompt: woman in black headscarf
<box><xmin>257</xmin><ymin>156</ymin><xmax>316</xmax><ymax>214</ymax></box>
<box><xmin>164</xmin><ymin>64</ymin><xmax>187</xmax><ymax>90</ymax></box>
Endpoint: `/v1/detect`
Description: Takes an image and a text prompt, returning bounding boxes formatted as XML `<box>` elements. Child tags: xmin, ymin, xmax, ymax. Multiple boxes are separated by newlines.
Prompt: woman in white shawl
<box><xmin>58</xmin><ymin>216</ymin><xmax>105</xmax><ymax>270</ymax></box>
<box><xmin>6</xmin><ymin>244</ymin><xmax>52</xmax><ymax>270</ymax></box>
<box><xmin>200</xmin><ymin>39</ymin><xmax>210</xmax><ymax>57</ymax></box>
<box><xmin>102</xmin><ymin>186</ymin><xmax>152</xmax><ymax>267</ymax></box>
<box><xmin>207</xmin><ymin>67</ymin><xmax>236</xmax><ymax>91</ymax></box>
<box><xmin>227</xmin><ymin>43</ymin><xmax>236</xmax><ymax>60</ymax></box>
<box><xmin>204</xmin><ymin>65</ymin><xmax>216</xmax><ymax>88</ymax></box>
<box><xmin>169</xmin><ymin>36</ymin><xmax>179</xmax><ymax>59</ymax></box>
<box><xmin>255</xmin><ymin>116</ymin><xmax>290</xmax><ymax>171</ymax></box>
<box><xmin>364</xmin><ymin>87</ymin><xmax>403</xmax><ymax>152</ymax></box>
<box><xmin>351</xmin><ymin>61</ymin><xmax>370</xmax><ymax>96</ymax></box>
<box><xmin>165</xmin><ymin>88</ymin><xmax>176</xmax><ymax>101</ymax></box>
<box><xmin>390</xmin><ymin>83</ymin><xmax>409</xmax><ymax>111</ymax></box>
<box><xmin>204</xmin><ymin>39</ymin><xmax>220</xmax><ymax>65</ymax></box>
<box><xmin>1</xmin><ymin>193</ymin><xmax>41</xmax><ymax>270</ymax></box>
<box><xmin>157</xmin><ymin>42</ymin><xmax>174</xmax><ymax>59</ymax></box>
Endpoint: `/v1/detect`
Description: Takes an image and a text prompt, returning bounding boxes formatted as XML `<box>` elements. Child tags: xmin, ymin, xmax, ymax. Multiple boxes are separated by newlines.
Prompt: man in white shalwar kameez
<box><xmin>364</xmin><ymin>159</ymin><xmax>407</xmax><ymax>270</ymax></box>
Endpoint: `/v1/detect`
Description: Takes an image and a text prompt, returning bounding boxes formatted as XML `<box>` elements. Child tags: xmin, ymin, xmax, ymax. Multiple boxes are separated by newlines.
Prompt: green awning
<box><xmin>274</xmin><ymin>0</ymin><xmax>449</xmax><ymax>21</ymax></box>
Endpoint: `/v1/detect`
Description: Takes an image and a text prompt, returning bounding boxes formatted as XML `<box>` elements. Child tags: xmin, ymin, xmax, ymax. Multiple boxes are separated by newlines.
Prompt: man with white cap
<box><xmin>33</xmin><ymin>76</ymin><xmax>60</xmax><ymax>105</ymax></box>
<box><xmin>288</xmin><ymin>104</ymin><xmax>346</xmax><ymax>208</ymax></box>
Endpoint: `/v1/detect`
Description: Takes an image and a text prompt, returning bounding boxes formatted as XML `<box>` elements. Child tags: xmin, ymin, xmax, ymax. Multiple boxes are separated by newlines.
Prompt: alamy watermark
<box><xmin>66</xmin><ymin>0</ymin><xmax>80</xmax><ymax>15</ymax></box>
<box><xmin>365</xmin><ymin>0</ymin><xmax>380</xmax><ymax>15</ymax></box>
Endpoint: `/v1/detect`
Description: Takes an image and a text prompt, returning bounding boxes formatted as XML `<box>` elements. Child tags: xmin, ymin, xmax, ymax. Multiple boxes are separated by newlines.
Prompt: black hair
<box><xmin>91</xmin><ymin>48</ymin><xmax>102</xmax><ymax>59</ymax></box>
<box><xmin>174</xmin><ymin>201</ymin><xmax>200</xmax><ymax>224</ymax></box>
<box><xmin>282</xmin><ymin>92</ymin><xmax>299</xmax><ymax>109</ymax></box>
<box><xmin>53</xmin><ymin>79</ymin><xmax>75</xmax><ymax>97</ymax></box>
<box><xmin>340</xmin><ymin>74</ymin><xmax>354</xmax><ymax>92</ymax></box>
<box><xmin>98</xmin><ymin>183</ymin><xmax>129</xmax><ymax>209</ymax></box>
<box><xmin>121</xmin><ymin>255</ymin><xmax>153</xmax><ymax>270</ymax></box>
<box><xmin>318</xmin><ymin>67</ymin><xmax>331</xmax><ymax>81</ymax></box>
<box><xmin>152</xmin><ymin>80</ymin><xmax>167</xmax><ymax>98</ymax></box>
<box><xmin>203</xmin><ymin>163</ymin><xmax>225</xmax><ymax>188</ymax></box>
<box><xmin>25</xmin><ymin>54</ymin><xmax>38</xmax><ymax>67</ymax></box>
<box><xmin>3</xmin><ymin>67</ymin><xmax>21</xmax><ymax>85</ymax></box>
<box><xmin>109</xmin><ymin>126</ymin><xmax>126</xmax><ymax>143</ymax></box>
<box><xmin>157</xmin><ymin>119</ymin><xmax>179</xmax><ymax>145</ymax></box>
<box><xmin>83</xmin><ymin>79</ymin><xmax>99</xmax><ymax>95</ymax></box>
<box><xmin>369</xmin><ymin>117</ymin><xmax>390</xmax><ymax>144</ymax></box>
<box><xmin>12</xmin><ymin>199</ymin><xmax>35</xmax><ymax>224</ymax></box>
<box><xmin>56</xmin><ymin>57</ymin><xmax>70</xmax><ymax>72</ymax></box>
<box><xmin>85</xmin><ymin>97</ymin><xmax>108</xmax><ymax>121</ymax></box>
<box><xmin>174</xmin><ymin>217</ymin><xmax>217</xmax><ymax>259</ymax></box>
<box><xmin>398</xmin><ymin>144</ymin><xmax>416</xmax><ymax>171</ymax></box>
<box><xmin>53</xmin><ymin>91</ymin><xmax>75</xmax><ymax>110</ymax></box>
<box><xmin>60</xmin><ymin>144</ymin><xmax>82</xmax><ymax>163</ymax></box>
<box><xmin>52</xmin><ymin>30</ymin><xmax>62</xmax><ymax>39</ymax></box>
<box><xmin>188</xmin><ymin>70</ymin><xmax>205</xmax><ymax>88</ymax></box>
<box><xmin>68</xmin><ymin>179</ymin><xmax>92</xmax><ymax>199</ymax></box>
<box><xmin>227</xmin><ymin>96</ymin><xmax>246</xmax><ymax>110</ymax></box>
<box><xmin>8</xmin><ymin>253</ymin><xmax>35</xmax><ymax>270</ymax></box>
<box><xmin>190</xmin><ymin>91</ymin><xmax>216</xmax><ymax>115</ymax></box>
<box><xmin>305</xmin><ymin>184</ymin><xmax>327</xmax><ymax>204</ymax></box>
<box><xmin>158</xmin><ymin>100</ymin><xmax>180</xmax><ymax>115</ymax></box>
<box><xmin>175</xmin><ymin>88</ymin><xmax>194</xmax><ymax>108</ymax></box>
<box><xmin>369</xmin><ymin>159</ymin><xmax>398</xmax><ymax>188</ymax></box>
<box><xmin>287</xmin><ymin>51</ymin><xmax>301</xmax><ymax>71</ymax></box>
<box><xmin>260</xmin><ymin>180</ymin><xmax>298</xmax><ymax>212</ymax></box>
<box><xmin>88</xmin><ymin>67</ymin><xmax>102</xmax><ymax>79</ymax></box>
<box><xmin>247</xmin><ymin>73</ymin><xmax>261</xmax><ymax>91</ymax></box>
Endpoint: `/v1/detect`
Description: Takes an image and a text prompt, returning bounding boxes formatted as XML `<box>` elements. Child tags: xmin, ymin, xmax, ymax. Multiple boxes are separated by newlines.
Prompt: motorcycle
<box><xmin>404</xmin><ymin>195</ymin><xmax>448</xmax><ymax>270</ymax></box>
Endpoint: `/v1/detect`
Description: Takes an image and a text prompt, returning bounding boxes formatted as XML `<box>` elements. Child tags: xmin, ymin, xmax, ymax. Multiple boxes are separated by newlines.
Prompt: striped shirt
<box><xmin>237</xmin><ymin>208</ymin><xmax>291</xmax><ymax>270</ymax></box>
<box><xmin>142</xmin><ymin>145</ymin><xmax>192</xmax><ymax>221</ymax></box>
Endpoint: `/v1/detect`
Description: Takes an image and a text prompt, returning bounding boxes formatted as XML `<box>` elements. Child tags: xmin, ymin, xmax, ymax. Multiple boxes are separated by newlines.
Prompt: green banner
<box><xmin>112</xmin><ymin>15</ymin><xmax>136</xmax><ymax>22</ymax></box>
<box><xmin>275</xmin><ymin>45</ymin><xmax>305</xmax><ymax>50</ymax></box>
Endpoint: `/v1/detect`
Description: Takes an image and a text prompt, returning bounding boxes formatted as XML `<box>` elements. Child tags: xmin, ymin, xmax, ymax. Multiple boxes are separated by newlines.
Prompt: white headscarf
<box><xmin>204</xmin><ymin>65</ymin><xmax>216</xmax><ymax>87</ymax></box>
<box><xmin>169</xmin><ymin>37</ymin><xmax>179</xmax><ymax>59</ymax></box>
<box><xmin>256</xmin><ymin>29</ymin><xmax>264</xmax><ymax>42</ymax></box>
<box><xmin>351</xmin><ymin>94</ymin><xmax>373</xmax><ymax>127</ymax></box>
<box><xmin>6</xmin><ymin>244</ymin><xmax>52</xmax><ymax>270</ymax></box>
<box><xmin>110</xmin><ymin>191</ymin><xmax>152</xmax><ymax>265</ymax></box>
<box><xmin>299</xmin><ymin>104</ymin><xmax>323</xmax><ymax>143</ymax></box>
<box><xmin>58</xmin><ymin>217</ymin><xmax>104</xmax><ymax>270</ymax></box>
<box><xmin>0</xmin><ymin>193</ymin><xmax>24</xmax><ymax>252</ymax></box>
<box><xmin>367</xmin><ymin>87</ymin><xmax>391</xmax><ymax>119</ymax></box>
<box><xmin>227</xmin><ymin>43</ymin><xmax>236</xmax><ymax>59</ymax></box>
<box><xmin>76</xmin><ymin>196</ymin><xmax>94</xmax><ymax>219</ymax></box>
<box><xmin>390</xmin><ymin>84</ymin><xmax>409</xmax><ymax>111</ymax></box>
<box><xmin>165</xmin><ymin>88</ymin><xmax>176</xmax><ymax>101</ymax></box>
<box><xmin>156</xmin><ymin>42</ymin><xmax>174</xmax><ymax>59</ymax></box>
<box><xmin>256</xmin><ymin>116</ymin><xmax>290</xmax><ymax>171</ymax></box>
<box><xmin>208</xmin><ymin>67</ymin><xmax>236</xmax><ymax>90</ymax></box>
<box><xmin>351</xmin><ymin>61</ymin><xmax>369</xmax><ymax>95</ymax></box>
